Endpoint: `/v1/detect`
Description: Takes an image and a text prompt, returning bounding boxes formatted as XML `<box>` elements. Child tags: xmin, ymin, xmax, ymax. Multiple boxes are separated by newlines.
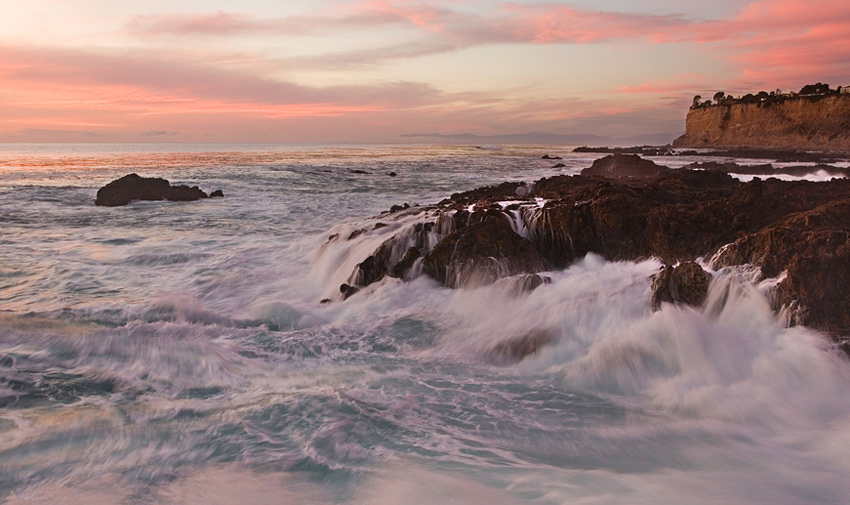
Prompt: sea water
<box><xmin>1</xmin><ymin>144</ymin><xmax>849</xmax><ymax>504</ymax></box>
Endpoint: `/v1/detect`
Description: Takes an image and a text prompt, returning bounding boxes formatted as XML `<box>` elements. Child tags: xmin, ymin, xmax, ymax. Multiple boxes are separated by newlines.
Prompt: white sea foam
<box><xmin>730</xmin><ymin>169</ymin><xmax>846</xmax><ymax>182</ymax></box>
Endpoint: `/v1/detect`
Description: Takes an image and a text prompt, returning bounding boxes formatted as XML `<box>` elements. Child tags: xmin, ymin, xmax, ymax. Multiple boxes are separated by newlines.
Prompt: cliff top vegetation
<box><xmin>690</xmin><ymin>83</ymin><xmax>847</xmax><ymax>109</ymax></box>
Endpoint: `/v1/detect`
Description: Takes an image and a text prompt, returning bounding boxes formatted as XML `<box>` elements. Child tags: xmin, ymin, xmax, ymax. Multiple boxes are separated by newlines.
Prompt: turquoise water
<box><xmin>1</xmin><ymin>144</ymin><xmax>849</xmax><ymax>504</ymax></box>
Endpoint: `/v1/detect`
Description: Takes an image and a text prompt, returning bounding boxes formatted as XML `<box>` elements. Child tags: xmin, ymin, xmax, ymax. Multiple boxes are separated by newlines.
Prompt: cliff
<box><xmin>673</xmin><ymin>94</ymin><xmax>850</xmax><ymax>151</ymax></box>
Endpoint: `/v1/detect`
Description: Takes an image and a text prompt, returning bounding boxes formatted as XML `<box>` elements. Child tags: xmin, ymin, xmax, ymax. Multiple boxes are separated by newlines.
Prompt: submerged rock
<box><xmin>494</xmin><ymin>273</ymin><xmax>552</xmax><ymax>296</ymax></box>
<box><xmin>95</xmin><ymin>173</ymin><xmax>211</xmax><ymax>206</ymax></box>
<box><xmin>650</xmin><ymin>262</ymin><xmax>712</xmax><ymax>310</ymax></box>
<box><xmin>487</xmin><ymin>329</ymin><xmax>556</xmax><ymax>364</ymax></box>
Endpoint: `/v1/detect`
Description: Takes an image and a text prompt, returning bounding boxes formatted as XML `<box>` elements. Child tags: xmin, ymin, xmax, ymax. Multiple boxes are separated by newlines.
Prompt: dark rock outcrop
<box><xmin>346</xmin><ymin>222</ymin><xmax>436</xmax><ymax>291</ymax></box>
<box><xmin>95</xmin><ymin>173</ymin><xmax>211</xmax><ymax>206</ymax></box>
<box><xmin>712</xmin><ymin>198</ymin><xmax>850</xmax><ymax>334</ymax></box>
<box><xmin>580</xmin><ymin>154</ymin><xmax>671</xmax><ymax>179</ymax></box>
<box><xmin>338</xmin><ymin>153</ymin><xmax>850</xmax><ymax>343</ymax></box>
<box><xmin>422</xmin><ymin>216</ymin><xmax>548</xmax><ymax>288</ymax></box>
<box><xmin>340</xmin><ymin>284</ymin><xmax>360</xmax><ymax>300</ymax></box>
<box><xmin>388</xmin><ymin>247</ymin><xmax>421</xmax><ymax>279</ymax></box>
<box><xmin>650</xmin><ymin>262</ymin><xmax>712</xmax><ymax>310</ymax></box>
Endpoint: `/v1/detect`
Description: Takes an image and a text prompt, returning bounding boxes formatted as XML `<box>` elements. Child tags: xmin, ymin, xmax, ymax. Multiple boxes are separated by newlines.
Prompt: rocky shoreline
<box><xmin>331</xmin><ymin>154</ymin><xmax>850</xmax><ymax>359</ymax></box>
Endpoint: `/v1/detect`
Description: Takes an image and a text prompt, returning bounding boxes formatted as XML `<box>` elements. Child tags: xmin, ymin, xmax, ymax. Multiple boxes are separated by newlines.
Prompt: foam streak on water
<box><xmin>1</xmin><ymin>144</ymin><xmax>849</xmax><ymax>504</ymax></box>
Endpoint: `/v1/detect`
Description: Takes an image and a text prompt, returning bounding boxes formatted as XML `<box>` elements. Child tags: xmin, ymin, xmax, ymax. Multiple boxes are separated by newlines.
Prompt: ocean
<box><xmin>1</xmin><ymin>143</ymin><xmax>849</xmax><ymax>504</ymax></box>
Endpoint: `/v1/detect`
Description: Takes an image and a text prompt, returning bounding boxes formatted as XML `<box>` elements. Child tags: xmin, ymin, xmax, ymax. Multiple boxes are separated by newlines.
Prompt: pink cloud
<box><xmin>4</xmin><ymin>1</ymin><xmax>849</xmax><ymax>142</ymax></box>
<box><xmin>0</xmin><ymin>46</ymin><xmax>443</xmax><ymax>109</ymax></box>
<box><xmin>123</xmin><ymin>1</ymin><xmax>850</xmax><ymax>91</ymax></box>
<box><xmin>127</xmin><ymin>8</ymin><xmax>407</xmax><ymax>37</ymax></box>
<box><xmin>616</xmin><ymin>75</ymin><xmax>710</xmax><ymax>94</ymax></box>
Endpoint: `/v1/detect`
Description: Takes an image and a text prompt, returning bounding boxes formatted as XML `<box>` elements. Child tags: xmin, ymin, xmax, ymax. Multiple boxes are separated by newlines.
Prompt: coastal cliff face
<box><xmin>673</xmin><ymin>94</ymin><xmax>850</xmax><ymax>151</ymax></box>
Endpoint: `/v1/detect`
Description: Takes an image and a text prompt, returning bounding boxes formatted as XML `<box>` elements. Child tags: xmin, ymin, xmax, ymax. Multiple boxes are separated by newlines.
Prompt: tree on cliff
<box><xmin>799</xmin><ymin>83</ymin><xmax>832</xmax><ymax>95</ymax></box>
<box><xmin>692</xmin><ymin>95</ymin><xmax>702</xmax><ymax>108</ymax></box>
<box><xmin>713</xmin><ymin>91</ymin><xmax>725</xmax><ymax>102</ymax></box>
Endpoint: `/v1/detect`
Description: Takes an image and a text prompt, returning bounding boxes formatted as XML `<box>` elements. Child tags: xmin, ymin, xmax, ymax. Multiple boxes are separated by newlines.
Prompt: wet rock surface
<box><xmin>712</xmin><ymin>198</ymin><xmax>850</xmax><ymax>334</ymax></box>
<box><xmin>422</xmin><ymin>216</ymin><xmax>548</xmax><ymax>288</ymax></box>
<box><xmin>650</xmin><ymin>262</ymin><xmax>712</xmax><ymax>310</ymax></box>
<box><xmin>95</xmin><ymin>173</ymin><xmax>219</xmax><ymax>206</ymax></box>
<box><xmin>342</xmin><ymin>153</ymin><xmax>850</xmax><ymax>345</ymax></box>
<box><xmin>580</xmin><ymin>153</ymin><xmax>671</xmax><ymax>179</ymax></box>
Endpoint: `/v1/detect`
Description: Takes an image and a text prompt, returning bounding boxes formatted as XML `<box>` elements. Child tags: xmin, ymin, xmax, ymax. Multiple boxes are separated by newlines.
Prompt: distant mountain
<box><xmin>400</xmin><ymin>131</ymin><xmax>681</xmax><ymax>146</ymax></box>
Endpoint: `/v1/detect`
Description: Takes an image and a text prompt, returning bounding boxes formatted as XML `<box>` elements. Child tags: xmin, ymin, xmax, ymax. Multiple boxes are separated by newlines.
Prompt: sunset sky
<box><xmin>1</xmin><ymin>0</ymin><xmax>849</xmax><ymax>143</ymax></box>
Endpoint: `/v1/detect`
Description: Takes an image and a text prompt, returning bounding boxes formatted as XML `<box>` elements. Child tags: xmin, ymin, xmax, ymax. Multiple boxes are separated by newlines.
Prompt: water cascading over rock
<box><xmin>332</xmin><ymin>154</ymin><xmax>850</xmax><ymax>350</ymax></box>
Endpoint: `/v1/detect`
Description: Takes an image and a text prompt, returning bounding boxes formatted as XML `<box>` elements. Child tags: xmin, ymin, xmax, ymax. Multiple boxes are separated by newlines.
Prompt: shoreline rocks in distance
<box><xmin>573</xmin><ymin>145</ymin><xmax>849</xmax><ymax>164</ymax></box>
<box><xmin>95</xmin><ymin>173</ymin><xmax>223</xmax><ymax>207</ymax></box>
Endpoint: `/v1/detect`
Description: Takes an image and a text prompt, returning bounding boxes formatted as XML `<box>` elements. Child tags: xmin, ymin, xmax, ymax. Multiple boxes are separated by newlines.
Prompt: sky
<box><xmin>1</xmin><ymin>0</ymin><xmax>848</xmax><ymax>143</ymax></box>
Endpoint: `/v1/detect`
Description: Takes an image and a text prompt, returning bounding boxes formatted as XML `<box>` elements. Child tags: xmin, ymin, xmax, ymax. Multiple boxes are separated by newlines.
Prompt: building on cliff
<box><xmin>673</xmin><ymin>93</ymin><xmax>850</xmax><ymax>151</ymax></box>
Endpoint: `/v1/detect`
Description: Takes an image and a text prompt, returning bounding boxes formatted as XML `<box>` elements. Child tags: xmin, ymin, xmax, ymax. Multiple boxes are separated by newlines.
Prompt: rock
<box><xmin>422</xmin><ymin>216</ymin><xmax>548</xmax><ymax>288</ymax></box>
<box><xmin>515</xmin><ymin>273</ymin><xmax>551</xmax><ymax>292</ymax></box>
<box><xmin>495</xmin><ymin>273</ymin><xmax>552</xmax><ymax>296</ymax></box>
<box><xmin>388</xmin><ymin>247</ymin><xmax>420</xmax><ymax>279</ymax></box>
<box><xmin>346</xmin><ymin>222</ymin><xmax>436</xmax><ymax>290</ymax></box>
<box><xmin>712</xmin><ymin>198</ymin><xmax>850</xmax><ymax>334</ymax></box>
<box><xmin>650</xmin><ymin>262</ymin><xmax>712</xmax><ymax>310</ymax></box>
<box><xmin>340</xmin><ymin>284</ymin><xmax>360</xmax><ymax>300</ymax></box>
<box><xmin>347</xmin><ymin>229</ymin><xmax>366</xmax><ymax>240</ymax></box>
<box><xmin>580</xmin><ymin>154</ymin><xmax>671</xmax><ymax>179</ymax></box>
<box><xmin>332</xmin><ymin>154</ymin><xmax>850</xmax><ymax>343</ymax></box>
<box><xmin>95</xmin><ymin>173</ymin><xmax>210</xmax><ymax>206</ymax></box>
<box><xmin>573</xmin><ymin>146</ymin><xmax>674</xmax><ymax>156</ymax></box>
<box><xmin>209</xmin><ymin>189</ymin><xmax>224</xmax><ymax>198</ymax></box>
<box><xmin>487</xmin><ymin>329</ymin><xmax>556</xmax><ymax>364</ymax></box>
<box><xmin>552</xmin><ymin>163</ymin><xmax>566</xmax><ymax>168</ymax></box>
<box><xmin>350</xmin><ymin>169</ymin><xmax>370</xmax><ymax>174</ymax></box>
<box><xmin>389</xmin><ymin>203</ymin><xmax>410</xmax><ymax>213</ymax></box>
<box><xmin>541</xmin><ymin>155</ymin><xmax>562</xmax><ymax>160</ymax></box>
<box><xmin>388</xmin><ymin>172</ymin><xmax>398</xmax><ymax>177</ymax></box>
<box><xmin>351</xmin><ymin>247</ymin><xmax>393</xmax><ymax>287</ymax></box>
